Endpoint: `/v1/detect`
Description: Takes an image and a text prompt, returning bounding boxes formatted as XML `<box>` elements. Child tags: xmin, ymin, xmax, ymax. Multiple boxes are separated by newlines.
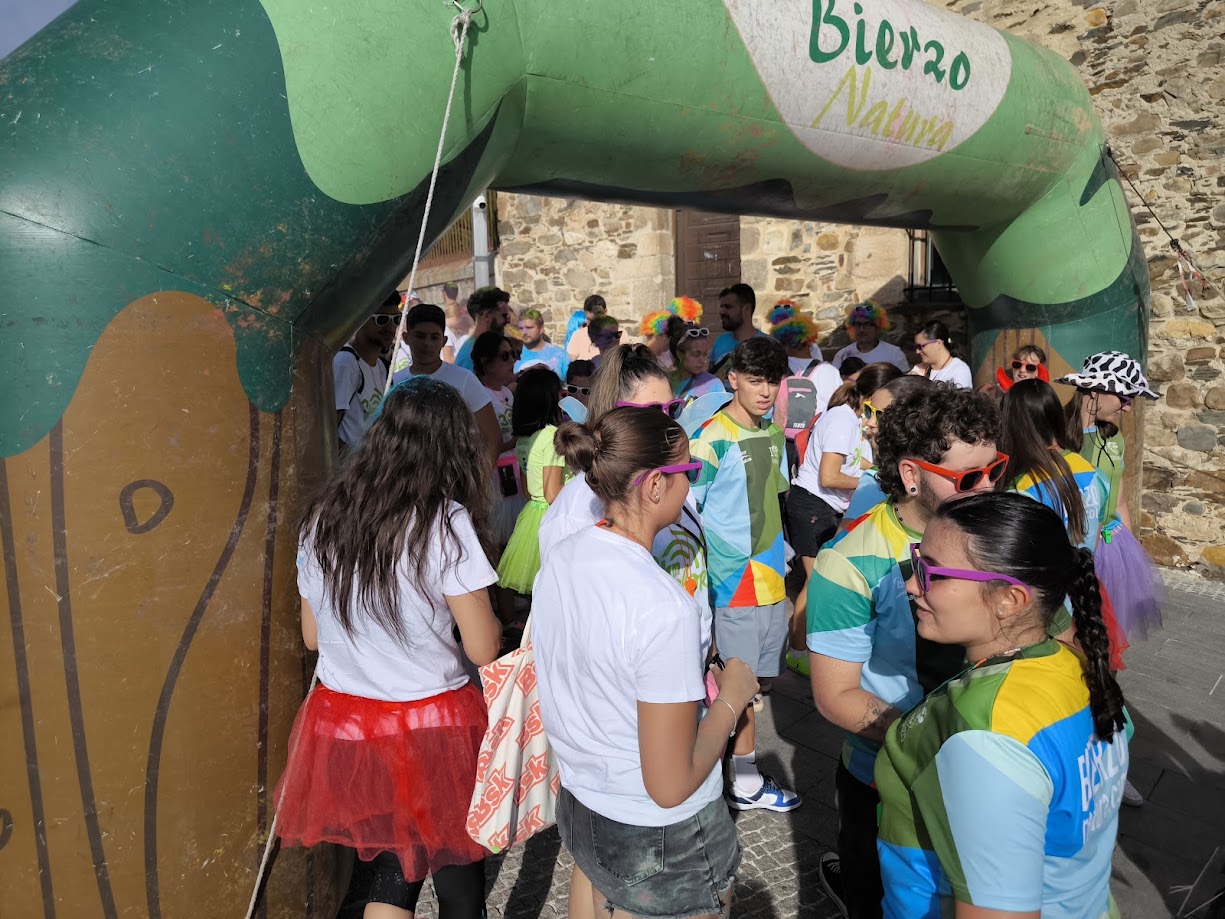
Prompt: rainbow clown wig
<box><xmin>768</xmin><ymin>300</ymin><xmax>820</xmax><ymax>350</ymax></box>
<box><xmin>640</xmin><ymin>309</ymin><xmax>674</xmax><ymax>338</ymax></box>
<box><xmin>846</xmin><ymin>299</ymin><xmax>890</xmax><ymax>332</ymax></box>
<box><xmin>641</xmin><ymin>296</ymin><xmax>704</xmax><ymax>337</ymax></box>
<box><xmin>667</xmin><ymin>296</ymin><xmax>703</xmax><ymax>323</ymax></box>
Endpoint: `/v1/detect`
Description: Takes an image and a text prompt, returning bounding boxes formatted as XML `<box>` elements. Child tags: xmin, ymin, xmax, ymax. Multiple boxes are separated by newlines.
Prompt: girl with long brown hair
<box><xmin>1000</xmin><ymin>378</ymin><xmax>1105</xmax><ymax>550</ymax></box>
<box><xmin>274</xmin><ymin>377</ymin><xmax>503</xmax><ymax>919</ymax></box>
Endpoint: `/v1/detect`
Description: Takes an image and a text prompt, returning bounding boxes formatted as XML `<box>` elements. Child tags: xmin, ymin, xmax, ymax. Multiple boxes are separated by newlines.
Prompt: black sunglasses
<box><xmin>1011</xmin><ymin>361</ymin><xmax>1040</xmax><ymax>373</ymax></box>
<box><xmin>371</xmin><ymin>313</ymin><xmax>402</xmax><ymax>327</ymax></box>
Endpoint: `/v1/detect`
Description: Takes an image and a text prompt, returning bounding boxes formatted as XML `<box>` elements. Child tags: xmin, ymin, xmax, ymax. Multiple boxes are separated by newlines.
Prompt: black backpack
<box><xmin>339</xmin><ymin>345</ymin><xmax>391</xmax><ymax>404</ymax></box>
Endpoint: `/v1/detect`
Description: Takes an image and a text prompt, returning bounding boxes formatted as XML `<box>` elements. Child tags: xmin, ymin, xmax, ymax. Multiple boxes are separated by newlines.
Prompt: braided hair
<box><xmin>936</xmin><ymin>493</ymin><xmax>1126</xmax><ymax>741</ymax></box>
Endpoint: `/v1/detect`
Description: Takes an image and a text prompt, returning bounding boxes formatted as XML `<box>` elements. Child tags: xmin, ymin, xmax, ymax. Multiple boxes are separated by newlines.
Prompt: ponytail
<box><xmin>555</xmin><ymin>421</ymin><xmax>597</xmax><ymax>475</ymax></box>
<box><xmin>585</xmin><ymin>343</ymin><xmax>668</xmax><ymax>427</ymax></box>
<box><xmin>1067</xmin><ymin>548</ymin><xmax>1127</xmax><ymax>742</ymax></box>
<box><xmin>826</xmin><ymin>380</ymin><xmax>862</xmax><ymax>412</ymax></box>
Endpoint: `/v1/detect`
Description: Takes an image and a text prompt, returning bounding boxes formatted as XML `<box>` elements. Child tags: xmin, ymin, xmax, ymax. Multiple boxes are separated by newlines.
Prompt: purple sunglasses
<box><xmin>634</xmin><ymin>461</ymin><xmax>702</xmax><ymax>486</ymax></box>
<box><xmin>616</xmin><ymin>398</ymin><xmax>686</xmax><ymax>420</ymax></box>
<box><xmin>909</xmin><ymin>544</ymin><xmax>1031</xmax><ymax>596</ymax></box>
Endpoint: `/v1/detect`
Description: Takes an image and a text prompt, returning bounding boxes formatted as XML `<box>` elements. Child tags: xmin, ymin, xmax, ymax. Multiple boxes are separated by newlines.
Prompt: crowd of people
<box><xmin>289</xmin><ymin>279</ymin><xmax>1165</xmax><ymax>919</ymax></box>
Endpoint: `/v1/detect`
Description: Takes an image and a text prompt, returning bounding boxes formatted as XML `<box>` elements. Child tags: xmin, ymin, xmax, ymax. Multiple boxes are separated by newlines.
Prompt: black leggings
<box><xmin>339</xmin><ymin>852</ymin><xmax>486</xmax><ymax>919</ymax></box>
<box><xmin>835</xmin><ymin>762</ymin><xmax>883</xmax><ymax>919</ymax></box>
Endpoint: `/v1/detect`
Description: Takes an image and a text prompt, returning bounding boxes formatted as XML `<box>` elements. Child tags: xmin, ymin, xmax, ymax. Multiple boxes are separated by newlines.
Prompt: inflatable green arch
<box><xmin>0</xmin><ymin>0</ymin><xmax>1147</xmax><ymax>916</ymax></box>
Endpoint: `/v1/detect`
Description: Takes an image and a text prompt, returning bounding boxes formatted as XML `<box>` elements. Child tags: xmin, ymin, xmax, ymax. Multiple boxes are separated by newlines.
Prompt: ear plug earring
<box><xmin>909</xmin><ymin>486</ymin><xmax>918</xmax><ymax>495</ymax></box>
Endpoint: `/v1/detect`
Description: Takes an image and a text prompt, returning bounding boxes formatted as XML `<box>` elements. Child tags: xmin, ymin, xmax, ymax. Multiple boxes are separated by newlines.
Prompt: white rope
<box><xmin>242</xmin><ymin>668</ymin><xmax>318</xmax><ymax>919</ymax></box>
<box><xmin>384</xmin><ymin>6</ymin><xmax>476</xmax><ymax>393</ymax></box>
<box><xmin>243</xmin><ymin>11</ymin><xmax>476</xmax><ymax>918</ymax></box>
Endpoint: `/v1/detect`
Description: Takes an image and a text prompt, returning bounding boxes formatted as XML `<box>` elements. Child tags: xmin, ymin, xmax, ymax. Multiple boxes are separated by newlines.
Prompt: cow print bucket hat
<box><xmin>1056</xmin><ymin>350</ymin><xmax>1159</xmax><ymax>399</ymax></box>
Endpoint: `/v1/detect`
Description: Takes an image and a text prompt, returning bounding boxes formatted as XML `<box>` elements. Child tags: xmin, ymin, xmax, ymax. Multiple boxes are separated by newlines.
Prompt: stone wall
<box><xmin>494</xmin><ymin>200</ymin><xmax>928</xmax><ymax>355</ymax></box>
<box><xmin>940</xmin><ymin>0</ymin><xmax>1225</xmax><ymax>574</ymax></box>
<box><xmin>494</xmin><ymin>196</ymin><xmax>674</xmax><ymax>335</ymax></box>
<box><xmin>739</xmin><ymin>219</ymin><xmax>917</xmax><ymax>354</ymax></box>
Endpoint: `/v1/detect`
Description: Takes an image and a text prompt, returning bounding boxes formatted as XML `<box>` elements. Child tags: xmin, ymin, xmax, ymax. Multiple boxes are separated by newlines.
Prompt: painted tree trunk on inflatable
<box><xmin>0</xmin><ymin>0</ymin><xmax>1148</xmax><ymax>916</ymax></box>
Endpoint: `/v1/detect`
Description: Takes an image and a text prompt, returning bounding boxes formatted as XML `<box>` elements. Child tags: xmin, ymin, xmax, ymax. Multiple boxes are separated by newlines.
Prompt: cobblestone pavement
<box><xmin>414</xmin><ymin>571</ymin><xmax>1225</xmax><ymax>919</ymax></box>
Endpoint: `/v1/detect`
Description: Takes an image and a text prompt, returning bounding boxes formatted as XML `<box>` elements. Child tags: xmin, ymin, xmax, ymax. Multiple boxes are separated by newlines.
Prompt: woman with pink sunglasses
<box><xmin>877</xmin><ymin>492</ymin><xmax>1128</xmax><ymax>919</ymax></box>
<box><xmin>533</xmin><ymin>407</ymin><xmax>759</xmax><ymax>919</ymax></box>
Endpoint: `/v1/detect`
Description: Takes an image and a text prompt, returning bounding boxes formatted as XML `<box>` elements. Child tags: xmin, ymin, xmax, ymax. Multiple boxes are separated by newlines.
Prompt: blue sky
<box><xmin>1</xmin><ymin>0</ymin><xmax>79</xmax><ymax>60</ymax></box>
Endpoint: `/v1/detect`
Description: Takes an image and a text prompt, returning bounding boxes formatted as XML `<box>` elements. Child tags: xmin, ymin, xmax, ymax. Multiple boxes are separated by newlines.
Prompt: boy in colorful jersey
<box><xmin>690</xmin><ymin>336</ymin><xmax>801</xmax><ymax>813</ymax></box>
<box><xmin>806</xmin><ymin>383</ymin><xmax>1003</xmax><ymax>918</ymax></box>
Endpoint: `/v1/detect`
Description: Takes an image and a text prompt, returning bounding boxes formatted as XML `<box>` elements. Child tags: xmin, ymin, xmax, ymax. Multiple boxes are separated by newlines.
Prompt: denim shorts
<box><xmin>557</xmin><ymin>787</ymin><xmax>741</xmax><ymax>919</ymax></box>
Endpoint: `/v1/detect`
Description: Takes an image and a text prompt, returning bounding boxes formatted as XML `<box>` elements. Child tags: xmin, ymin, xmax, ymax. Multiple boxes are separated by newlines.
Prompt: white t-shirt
<box><xmin>831</xmin><ymin>340</ymin><xmax>910</xmax><ymax>372</ymax></box>
<box><xmin>334</xmin><ymin>350</ymin><xmax>388</xmax><ymax>446</ymax></box>
<box><xmin>392</xmin><ymin>360</ymin><xmax>492</xmax><ymax>415</ymax></box>
<box><xmin>532</xmin><ymin>524</ymin><xmax>721</xmax><ymax>826</ymax></box>
<box><xmin>538</xmin><ymin>473</ymin><xmax>602</xmax><ymax>562</ymax></box>
<box><xmin>793</xmin><ymin>404</ymin><xmax>871</xmax><ymax>513</ymax></box>
<box><xmin>786</xmin><ymin>357</ymin><xmax>842</xmax><ymax>420</ymax></box>
<box><xmin>297</xmin><ymin>502</ymin><xmax>497</xmax><ymax>701</ymax></box>
<box><xmin>540</xmin><ymin>474</ymin><xmax>714</xmax><ymax>647</ymax></box>
<box><xmin>487</xmin><ymin>386</ymin><xmax>514</xmax><ymax>455</ymax></box>
<box><xmin>929</xmin><ymin>356</ymin><xmax>974</xmax><ymax>389</ymax></box>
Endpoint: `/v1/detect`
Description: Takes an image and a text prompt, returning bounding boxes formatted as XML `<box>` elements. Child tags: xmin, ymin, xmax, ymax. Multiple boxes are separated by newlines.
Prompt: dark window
<box><xmin>905</xmin><ymin>230</ymin><xmax>958</xmax><ymax>303</ymax></box>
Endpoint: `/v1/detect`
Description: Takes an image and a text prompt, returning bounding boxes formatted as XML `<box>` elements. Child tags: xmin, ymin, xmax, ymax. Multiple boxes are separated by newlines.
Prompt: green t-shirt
<box><xmin>516</xmin><ymin>425</ymin><xmax>570</xmax><ymax>502</ymax></box>
<box><xmin>1078</xmin><ymin>427</ymin><xmax>1124</xmax><ymax>526</ymax></box>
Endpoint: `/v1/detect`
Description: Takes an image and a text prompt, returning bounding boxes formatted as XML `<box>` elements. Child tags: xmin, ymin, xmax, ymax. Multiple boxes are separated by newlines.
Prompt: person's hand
<box><xmin>711</xmin><ymin>657</ymin><xmax>759</xmax><ymax>712</ymax></box>
<box><xmin>907</xmin><ymin>363</ymin><xmax>928</xmax><ymax>377</ymax></box>
<box><xmin>860</xmin><ymin>455</ymin><xmax>873</xmax><ymax>471</ymax></box>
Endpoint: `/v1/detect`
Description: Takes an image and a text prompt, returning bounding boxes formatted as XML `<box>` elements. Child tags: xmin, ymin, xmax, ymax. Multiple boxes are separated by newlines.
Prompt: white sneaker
<box><xmin>1122</xmin><ymin>779</ymin><xmax>1144</xmax><ymax>807</ymax></box>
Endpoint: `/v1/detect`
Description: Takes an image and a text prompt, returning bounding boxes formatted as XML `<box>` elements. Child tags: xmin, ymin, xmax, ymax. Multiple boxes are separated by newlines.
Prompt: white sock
<box><xmin>732</xmin><ymin>751</ymin><xmax>764</xmax><ymax>795</ymax></box>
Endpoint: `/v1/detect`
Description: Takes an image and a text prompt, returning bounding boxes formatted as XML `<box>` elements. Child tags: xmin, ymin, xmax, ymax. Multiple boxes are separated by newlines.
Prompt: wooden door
<box><xmin>674</xmin><ymin>210</ymin><xmax>741</xmax><ymax>330</ymax></box>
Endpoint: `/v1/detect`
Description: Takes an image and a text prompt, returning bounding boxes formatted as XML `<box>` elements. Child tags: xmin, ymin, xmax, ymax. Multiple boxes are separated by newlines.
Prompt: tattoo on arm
<box><xmin>855</xmin><ymin>695</ymin><xmax>902</xmax><ymax>743</ymax></box>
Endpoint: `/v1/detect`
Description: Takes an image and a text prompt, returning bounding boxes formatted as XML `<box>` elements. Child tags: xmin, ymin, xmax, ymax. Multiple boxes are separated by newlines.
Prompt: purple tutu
<box><xmin>1094</xmin><ymin>524</ymin><xmax>1165</xmax><ymax>641</ymax></box>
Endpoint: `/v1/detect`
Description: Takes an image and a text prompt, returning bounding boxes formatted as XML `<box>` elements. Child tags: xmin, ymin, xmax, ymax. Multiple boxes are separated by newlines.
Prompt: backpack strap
<box><xmin>801</xmin><ymin>359</ymin><xmax>821</xmax><ymax>377</ymax></box>
<box><xmin>339</xmin><ymin>345</ymin><xmax>367</xmax><ymax>402</ymax></box>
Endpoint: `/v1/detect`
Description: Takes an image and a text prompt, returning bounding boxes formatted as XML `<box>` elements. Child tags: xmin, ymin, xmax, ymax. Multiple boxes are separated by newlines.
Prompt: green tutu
<box><xmin>497</xmin><ymin>499</ymin><xmax>549</xmax><ymax>594</ymax></box>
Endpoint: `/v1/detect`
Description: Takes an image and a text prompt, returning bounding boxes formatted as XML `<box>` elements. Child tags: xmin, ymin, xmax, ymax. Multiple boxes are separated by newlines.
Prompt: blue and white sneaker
<box><xmin>727</xmin><ymin>774</ymin><xmax>802</xmax><ymax>812</ymax></box>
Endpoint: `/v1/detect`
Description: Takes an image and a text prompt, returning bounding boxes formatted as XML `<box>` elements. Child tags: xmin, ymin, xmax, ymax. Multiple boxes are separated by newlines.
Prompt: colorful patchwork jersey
<box><xmin>690</xmin><ymin>411</ymin><xmax>789</xmax><ymax>608</ymax></box>
<box><xmin>876</xmin><ymin>641</ymin><xmax>1126</xmax><ymax>919</ymax></box>
<box><xmin>1010</xmin><ymin>450</ymin><xmax>1109</xmax><ymax>551</ymax></box>
<box><xmin>805</xmin><ymin>500</ymin><xmax>967</xmax><ymax>784</ymax></box>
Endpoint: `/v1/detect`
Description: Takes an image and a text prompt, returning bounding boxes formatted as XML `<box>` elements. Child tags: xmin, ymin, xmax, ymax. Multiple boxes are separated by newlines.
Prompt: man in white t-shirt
<box><xmin>334</xmin><ymin>292</ymin><xmax>400</xmax><ymax>451</ymax></box>
<box><xmin>831</xmin><ymin>302</ymin><xmax>909</xmax><ymax>373</ymax></box>
<box><xmin>392</xmin><ymin>303</ymin><xmax>502</xmax><ymax>469</ymax></box>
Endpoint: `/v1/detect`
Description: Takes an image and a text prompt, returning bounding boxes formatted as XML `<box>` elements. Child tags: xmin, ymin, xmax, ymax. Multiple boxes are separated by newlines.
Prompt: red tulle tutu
<box><xmin>1098</xmin><ymin>578</ymin><xmax>1130</xmax><ymax>672</ymax></box>
<box><xmin>274</xmin><ymin>680</ymin><xmax>489</xmax><ymax>880</ymax></box>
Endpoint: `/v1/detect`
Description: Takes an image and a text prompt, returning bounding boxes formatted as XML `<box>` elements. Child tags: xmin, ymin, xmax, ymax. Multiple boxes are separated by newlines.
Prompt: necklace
<box><xmin>893</xmin><ymin>499</ymin><xmax>923</xmax><ymax>533</ymax></box>
<box><xmin>971</xmin><ymin>635</ymin><xmax>1049</xmax><ymax>669</ymax></box>
<box><xmin>599</xmin><ymin>517</ymin><xmax>651</xmax><ymax>552</ymax></box>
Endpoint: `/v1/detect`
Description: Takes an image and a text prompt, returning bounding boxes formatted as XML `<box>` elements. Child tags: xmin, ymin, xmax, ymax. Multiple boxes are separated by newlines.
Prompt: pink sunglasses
<box><xmin>909</xmin><ymin>544</ymin><xmax>1031</xmax><ymax>597</ymax></box>
<box><xmin>616</xmin><ymin>398</ymin><xmax>686</xmax><ymax>420</ymax></box>
<box><xmin>633</xmin><ymin>461</ymin><xmax>702</xmax><ymax>486</ymax></box>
